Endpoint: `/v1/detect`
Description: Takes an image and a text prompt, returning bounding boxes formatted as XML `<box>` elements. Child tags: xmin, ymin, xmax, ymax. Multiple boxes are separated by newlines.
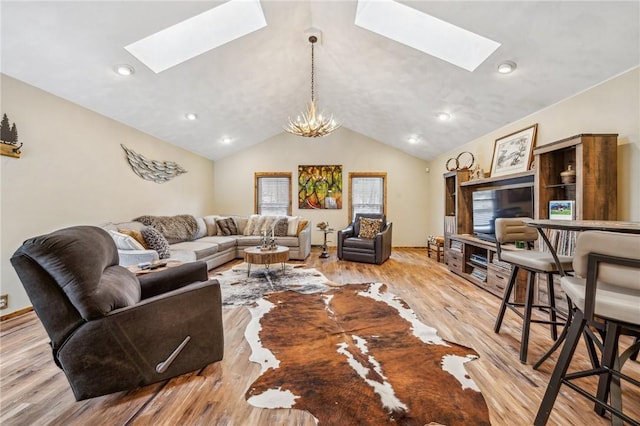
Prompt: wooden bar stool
<box><xmin>427</xmin><ymin>236</ymin><xmax>444</xmax><ymax>263</ymax></box>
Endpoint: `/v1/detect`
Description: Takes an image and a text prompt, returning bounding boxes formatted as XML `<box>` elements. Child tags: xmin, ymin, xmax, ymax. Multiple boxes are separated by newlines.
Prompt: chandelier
<box><xmin>284</xmin><ymin>35</ymin><xmax>341</xmax><ymax>138</ymax></box>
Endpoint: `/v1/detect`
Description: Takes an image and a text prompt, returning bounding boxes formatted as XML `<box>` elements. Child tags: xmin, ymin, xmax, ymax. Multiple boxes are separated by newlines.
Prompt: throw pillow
<box><xmin>358</xmin><ymin>218</ymin><xmax>382</xmax><ymax>239</ymax></box>
<box><xmin>261</xmin><ymin>216</ymin><xmax>278</xmax><ymax>234</ymax></box>
<box><xmin>244</xmin><ymin>214</ymin><xmax>261</xmax><ymax>236</ymax></box>
<box><xmin>253</xmin><ymin>216</ymin><xmax>269</xmax><ymax>236</ymax></box>
<box><xmin>286</xmin><ymin>216</ymin><xmax>300</xmax><ymax>236</ymax></box>
<box><xmin>117</xmin><ymin>228</ymin><xmax>149</xmax><ymax>249</ymax></box>
<box><xmin>141</xmin><ymin>227</ymin><xmax>171</xmax><ymax>259</ymax></box>
<box><xmin>193</xmin><ymin>217</ymin><xmax>207</xmax><ymax>239</ymax></box>
<box><xmin>216</xmin><ymin>217</ymin><xmax>238</xmax><ymax>236</ymax></box>
<box><xmin>232</xmin><ymin>216</ymin><xmax>248</xmax><ymax>235</ymax></box>
<box><xmin>203</xmin><ymin>215</ymin><xmax>219</xmax><ymax>236</ymax></box>
<box><xmin>296</xmin><ymin>219</ymin><xmax>309</xmax><ymax>235</ymax></box>
<box><xmin>273</xmin><ymin>217</ymin><xmax>289</xmax><ymax>237</ymax></box>
<box><xmin>108</xmin><ymin>230</ymin><xmax>145</xmax><ymax>250</ymax></box>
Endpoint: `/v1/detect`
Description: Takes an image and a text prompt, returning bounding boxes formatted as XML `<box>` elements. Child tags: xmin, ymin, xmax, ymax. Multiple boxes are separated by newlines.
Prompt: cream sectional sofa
<box><xmin>101</xmin><ymin>214</ymin><xmax>311</xmax><ymax>270</ymax></box>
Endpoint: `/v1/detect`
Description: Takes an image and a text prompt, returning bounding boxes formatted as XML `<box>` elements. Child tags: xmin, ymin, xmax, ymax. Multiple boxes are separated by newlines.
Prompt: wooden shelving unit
<box><xmin>533</xmin><ymin>133</ymin><xmax>618</xmax><ymax>314</ymax></box>
<box><xmin>443</xmin><ymin>134</ymin><xmax>618</xmax><ymax>309</ymax></box>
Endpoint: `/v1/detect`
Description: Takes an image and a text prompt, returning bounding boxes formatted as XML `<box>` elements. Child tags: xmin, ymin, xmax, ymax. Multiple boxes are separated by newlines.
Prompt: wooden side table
<box><xmin>243</xmin><ymin>246</ymin><xmax>290</xmax><ymax>277</ymax></box>
<box><xmin>427</xmin><ymin>236</ymin><xmax>444</xmax><ymax>263</ymax></box>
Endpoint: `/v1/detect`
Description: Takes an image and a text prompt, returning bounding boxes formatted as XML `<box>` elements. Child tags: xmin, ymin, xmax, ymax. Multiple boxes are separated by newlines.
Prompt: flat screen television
<box><xmin>472</xmin><ymin>184</ymin><xmax>534</xmax><ymax>242</ymax></box>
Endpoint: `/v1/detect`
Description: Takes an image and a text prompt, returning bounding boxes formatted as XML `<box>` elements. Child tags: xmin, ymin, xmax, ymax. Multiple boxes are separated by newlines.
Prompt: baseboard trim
<box><xmin>1</xmin><ymin>307</ymin><xmax>33</xmax><ymax>321</ymax></box>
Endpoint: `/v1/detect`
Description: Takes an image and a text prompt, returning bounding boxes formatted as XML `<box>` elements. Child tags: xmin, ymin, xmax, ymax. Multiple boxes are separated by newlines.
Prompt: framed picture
<box><xmin>549</xmin><ymin>200</ymin><xmax>575</xmax><ymax>220</ymax></box>
<box><xmin>298</xmin><ymin>165</ymin><xmax>342</xmax><ymax>209</ymax></box>
<box><xmin>489</xmin><ymin>124</ymin><xmax>538</xmax><ymax>177</ymax></box>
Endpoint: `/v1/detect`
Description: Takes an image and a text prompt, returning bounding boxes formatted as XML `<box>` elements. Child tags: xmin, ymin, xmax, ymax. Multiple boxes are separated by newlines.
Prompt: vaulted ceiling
<box><xmin>2</xmin><ymin>1</ymin><xmax>639</xmax><ymax>161</ymax></box>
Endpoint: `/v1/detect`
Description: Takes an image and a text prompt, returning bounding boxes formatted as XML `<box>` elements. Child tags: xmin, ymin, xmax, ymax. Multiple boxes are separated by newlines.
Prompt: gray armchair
<box><xmin>10</xmin><ymin>225</ymin><xmax>224</xmax><ymax>400</ymax></box>
<box><xmin>337</xmin><ymin>213</ymin><xmax>392</xmax><ymax>264</ymax></box>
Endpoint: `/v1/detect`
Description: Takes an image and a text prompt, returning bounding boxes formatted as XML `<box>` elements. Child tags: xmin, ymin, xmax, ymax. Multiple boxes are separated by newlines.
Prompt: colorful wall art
<box><xmin>298</xmin><ymin>165</ymin><xmax>342</xmax><ymax>209</ymax></box>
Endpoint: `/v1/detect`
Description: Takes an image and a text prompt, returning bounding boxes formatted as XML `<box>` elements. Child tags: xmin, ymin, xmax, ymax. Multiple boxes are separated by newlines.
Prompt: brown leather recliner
<box><xmin>10</xmin><ymin>225</ymin><xmax>224</xmax><ymax>400</ymax></box>
<box><xmin>337</xmin><ymin>213</ymin><xmax>392</xmax><ymax>264</ymax></box>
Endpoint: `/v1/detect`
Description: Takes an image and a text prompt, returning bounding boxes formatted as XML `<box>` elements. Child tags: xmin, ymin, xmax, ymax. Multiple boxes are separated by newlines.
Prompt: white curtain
<box><xmin>351</xmin><ymin>177</ymin><xmax>383</xmax><ymax>219</ymax></box>
<box><xmin>258</xmin><ymin>177</ymin><xmax>290</xmax><ymax>215</ymax></box>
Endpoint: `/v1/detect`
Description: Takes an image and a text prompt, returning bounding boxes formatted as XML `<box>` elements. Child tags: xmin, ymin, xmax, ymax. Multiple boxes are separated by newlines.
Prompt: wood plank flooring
<box><xmin>1</xmin><ymin>248</ymin><xmax>638</xmax><ymax>425</ymax></box>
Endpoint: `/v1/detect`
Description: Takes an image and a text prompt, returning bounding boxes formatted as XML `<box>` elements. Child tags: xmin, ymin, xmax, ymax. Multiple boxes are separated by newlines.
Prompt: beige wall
<box><xmin>1</xmin><ymin>74</ymin><xmax>216</xmax><ymax>315</ymax></box>
<box><xmin>425</xmin><ymin>66</ymin><xmax>640</xmax><ymax>236</ymax></box>
<box><xmin>212</xmin><ymin>127</ymin><xmax>430</xmax><ymax>247</ymax></box>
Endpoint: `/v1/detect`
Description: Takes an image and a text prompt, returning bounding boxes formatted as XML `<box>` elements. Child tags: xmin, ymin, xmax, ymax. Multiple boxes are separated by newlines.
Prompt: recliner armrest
<box><xmin>56</xmin><ymin>279</ymin><xmax>224</xmax><ymax>400</ymax></box>
<box><xmin>138</xmin><ymin>261</ymin><xmax>209</xmax><ymax>299</ymax></box>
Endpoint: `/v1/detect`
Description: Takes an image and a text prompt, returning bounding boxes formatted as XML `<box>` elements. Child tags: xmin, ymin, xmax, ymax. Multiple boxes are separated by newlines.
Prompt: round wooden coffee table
<box><xmin>243</xmin><ymin>246</ymin><xmax>290</xmax><ymax>277</ymax></box>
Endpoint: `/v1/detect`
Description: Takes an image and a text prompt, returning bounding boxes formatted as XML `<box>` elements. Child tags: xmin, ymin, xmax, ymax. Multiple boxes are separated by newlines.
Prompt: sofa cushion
<box><xmin>358</xmin><ymin>218</ymin><xmax>382</xmax><ymax>239</ymax></box>
<box><xmin>169</xmin><ymin>241</ymin><xmax>219</xmax><ymax>262</ymax></box>
<box><xmin>108</xmin><ymin>230</ymin><xmax>145</xmax><ymax>250</ymax></box>
<box><xmin>216</xmin><ymin>217</ymin><xmax>238</xmax><ymax>236</ymax></box>
<box><xmin>235</xmin><ymin>235</ymin><xmax>263</xmax><ymax>247</ymax></box>
<box><xmin>273</xmin><ymin>236</ymin><xmax>302</xmax><ymax>247</ymax></box>
<box><xmin>141</xmin><ymin>227</ymin><xmax>171</xmax><ymax>259</ymax></box>
<box><xmin>273</xmin><ymin>217</ymin><xmax>289</xmax><ymax>237</ymax></box>
<box><xmin>343</xmin><ymin>237</ymin><xmax>375</xmax><ymax>250</ymax></box>
<box><xmin>196</xmin><ymin>236</ymin><xmax>237</xmax><ymax>252</ymax></box>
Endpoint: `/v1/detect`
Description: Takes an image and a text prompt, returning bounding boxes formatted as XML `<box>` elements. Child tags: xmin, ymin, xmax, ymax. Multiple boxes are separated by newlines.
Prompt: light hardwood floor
<box><xmin>1</xmin><ymin>248</ymin><xmax>638</xmax><ymax>425</ymax></box>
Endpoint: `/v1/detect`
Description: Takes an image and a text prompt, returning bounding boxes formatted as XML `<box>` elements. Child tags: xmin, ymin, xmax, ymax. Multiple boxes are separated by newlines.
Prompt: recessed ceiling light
<box><xmin>408</xmin><ymin>136</ymin><xmax>418</xmax><ymax>144</ymax></box>
<box><xmin>185</xmin><ymin>113</ymin><xmax>198</xmax><ymax>121</ymax></box>
<box><xmin>497</xmin><ymin>61</ymin><xmax>517</xmax><ymax>74</ymax></box>
<box><xmin>114</xmin><ymin>64</ymin><xmax>135</xmax><ymax>76</ymax></box>
<box><xmin>125</xmin><ymin>0</ymin><xmax>266</xmax><ymax>73</ymax></box>
<box><xmin>355</xmin><ymin>0</ymin><xmax>501</xmax><ymax>72</ymax></box>
<box><xmin>221</xmin><ymin>137</ymin><xmax>232</xmax><ymax>144</ymax></box>
<box><xmin>437</xmin><ymin>112</ymin><xmax>451</xmax><ymax>121</ymax></box>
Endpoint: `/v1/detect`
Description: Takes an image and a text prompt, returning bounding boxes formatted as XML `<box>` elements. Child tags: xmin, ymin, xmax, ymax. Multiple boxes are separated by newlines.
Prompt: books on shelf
<box><xmin>549</xmin><ymin>200</ymin><xmax>575</xmax><ymax>220</ymax></box>
<box><xmin>539</xmin><ymin>229</ymin><xmax>577</xmax><ymax>256</ymax></box>
<box><xmin>470</xmin><ymin>254</ymin><xmax>488</xmax><ymax>266</ymax></box>
<box><xmin>471</xmin><ymin>267</ymin><xmax>487</xmax><ymax>282</ymax></box>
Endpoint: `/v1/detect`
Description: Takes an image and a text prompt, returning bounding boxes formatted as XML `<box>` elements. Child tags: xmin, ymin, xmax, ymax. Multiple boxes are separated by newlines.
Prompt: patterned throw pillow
<box><xmin>216</xmin><ymin>217</ymin><xmax>238</xmax><ymax>236</ymax></box>
<box><xmin>358</xmin><ymin>218</ymin><xmax>382</xmax><ymax>239</ymax></box>
<box><xmin>273</xmin><ymin>217</ymin><xmax>289</xmax><ymax>237</ymax></box>
<box><xmin>141</xmin><ymin>227</ymin><xmax>171</xmax><ymax>259</ymax></box>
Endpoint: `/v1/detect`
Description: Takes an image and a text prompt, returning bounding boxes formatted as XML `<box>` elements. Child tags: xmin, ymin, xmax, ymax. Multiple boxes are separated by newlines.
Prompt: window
<box><xmin>348</xmin><ymin>172</ymin><xmax>387</xmax><ymax>221</ymax></box>
<box><xmin>255</xmin><ymin>172</ymin><xmax>292</xmax><ymax>216</ymax></box>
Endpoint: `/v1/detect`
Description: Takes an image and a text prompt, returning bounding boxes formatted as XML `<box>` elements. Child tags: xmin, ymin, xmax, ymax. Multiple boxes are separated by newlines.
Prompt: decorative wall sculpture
<box><xmin>121</xmin><ymin>144</ymin><xmax>187</xmax><ymax>184</ymax></box>
<box><xmin>298</xmin><ymin>165</ymin><xmax>342</xmax><ymax>209</ymax></box>
<box><xmin>0</xmin><ymin>113</ymin><xmax>22</xmax><ymax>158</ymax></box>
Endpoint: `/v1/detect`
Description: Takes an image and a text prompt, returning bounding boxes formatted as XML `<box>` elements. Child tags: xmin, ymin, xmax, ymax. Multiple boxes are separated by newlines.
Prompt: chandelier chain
<box><xmin>310</xmin><ymin>42</ymin><xmax>315</xmax><ymax>102</ymax></box>
<box><xmin>283</xmin><ymin>32</ymin><xmax>340</xmax><ymax>138</ymax></box>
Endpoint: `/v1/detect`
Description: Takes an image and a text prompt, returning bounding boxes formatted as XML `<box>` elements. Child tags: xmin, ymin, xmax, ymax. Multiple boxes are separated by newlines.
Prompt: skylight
<box><xmin>125</xmin><ymin>0</ymin><xmax>266</xmax><ymax>73</ymax></box>
<box><xmin>355</xmin><ymin>0</ymin><xmax>500</xmax><ymax>72</ymax></box>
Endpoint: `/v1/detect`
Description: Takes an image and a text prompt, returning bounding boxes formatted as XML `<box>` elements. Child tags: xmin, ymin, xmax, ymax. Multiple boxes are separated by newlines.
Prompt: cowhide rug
<box><xmin>212</xmin><ymin>263</ymin><xmax>332</xmax><ymax>306</ymax></box>
<box><xmin>244</xmin><ymin>282</ymin><xmax>491</xmax><ymax>425</ymax></box>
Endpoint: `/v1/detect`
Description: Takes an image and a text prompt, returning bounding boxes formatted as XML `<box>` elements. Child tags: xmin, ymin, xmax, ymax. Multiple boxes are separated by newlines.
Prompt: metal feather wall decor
<box><xmin>121</xmin><ymin>144</ymin><xmax>187</xmax><ymax>184</ymax></box>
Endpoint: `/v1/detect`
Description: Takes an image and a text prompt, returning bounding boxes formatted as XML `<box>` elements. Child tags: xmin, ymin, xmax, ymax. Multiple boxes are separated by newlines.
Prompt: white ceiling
<box><xmin>1</xmin><ymin>1</ymin><xmax>639</xmax><ymax>162</ymax></box>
